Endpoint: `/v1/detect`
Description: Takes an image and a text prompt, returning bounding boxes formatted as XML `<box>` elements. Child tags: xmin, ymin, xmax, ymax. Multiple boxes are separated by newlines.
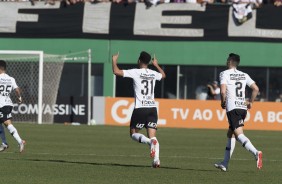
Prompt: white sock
<box><xmin>237</xmin><ymin>134</ymin><xmax>258</xmax><ymax>156</ymax></box>
<box><xmin>131</xmin><ymin>133</ymin><xmax>150</xmax><ymax>145</ymax></box>
<box><xmin>223</xmin><ymin>138</ymin><xmax>236</xmax><ymax>166</ymax></box>
<box><xmin>150</xmin><ymin>137</ymin><xmax>160</xmax><ymax>160</ymax></box>
<box><xmin>7</xmin><ymin>124</ymin><xmax>22</xmax><ymax>145</ymax></box>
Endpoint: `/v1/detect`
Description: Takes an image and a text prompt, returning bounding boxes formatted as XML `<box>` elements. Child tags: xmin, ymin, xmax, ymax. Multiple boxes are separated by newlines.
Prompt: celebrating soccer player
<box><xmin>214</xmin><ymin>53</ymin><xmax>262</xmax><ymax>171</ymax></box>
<box><xmin>0</xmin><ymin>60</ymin><xmax>25</xmax><ymax>153</ymax></box>
<box><xmin>112</xmin><ymin>51</ymin><xmax>166</xmax><ymax>168</ymax></box>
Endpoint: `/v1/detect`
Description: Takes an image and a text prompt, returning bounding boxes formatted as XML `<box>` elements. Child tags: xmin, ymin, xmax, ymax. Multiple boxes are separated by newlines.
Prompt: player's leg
<box><xmin>234</xmin><ymin>127</ymin><xmax>262</xmax><ymax>169</ymax></box>
<box><xmin>147</xmin><ymin>128</ymin><xmax>160</xmax><ymax>168</ymax></box>
<box><xmin>129</xmin><ymin>109</ymin><xmax>150</xmax><ymax>145</ymax></box>
<box><xmin>130</xmin><ymin>128</ymin><xmax>150</xmax><ymax>145</ymax></box>
<box><xmin>234</xmin><ymin>127</ymin><xmax>257</xmax><ymax>155</ymax></box>
<box><xmin>3</xmin><ymin>120</ymin><xmax>25</xmax><ymax>153</ymax></box>
<box><xmin>214</xmin><ymin>128</ymin><xmax>236</xmax><ymax>171</ymax></box>
<box><xmin>0</xmin><ymin>123</ymin><xmax>9</xmax><ymax>152</ymax></box>
<box><xmin>223</xmin><ymin>129</ymin><xmax>236</xmax><ymax>166</ymax></box>
<box><xmin>232</xmin><ymin>110</ymin><xmax>262</xmax><ymax>169</ymax></box>
<box><xmin>146</xmin><ymin>107</ymin><xmax>160</xmax><ymax>168</ymax></box>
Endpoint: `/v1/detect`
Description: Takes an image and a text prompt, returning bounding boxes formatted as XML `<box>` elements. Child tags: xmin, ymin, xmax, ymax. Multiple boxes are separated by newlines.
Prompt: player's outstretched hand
<box><xmin>112</xmin><ymin>52</ymin><xmax>119</xmax><ymax>63</ymax></box>
<box><xmin>151</xmin><ymin>54</ymin><xmax>159</xmax><ymax>67</ymax></box>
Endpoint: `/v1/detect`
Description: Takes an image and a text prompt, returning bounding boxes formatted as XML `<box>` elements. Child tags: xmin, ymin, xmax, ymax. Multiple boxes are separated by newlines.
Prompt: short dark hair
<box><xmin>0</xmin><ymin>60</ymin><xmax>6</xmax><ymax>70</ymax></box>
<box><xmin>227</xmin><ymin>53</ymin><xmax>240</xmax><ymax>65</ymax></box>
<box><xmin>139</xmin><ymin>51</ymin><xmax>151</xmax><ymax>64</ymax></box>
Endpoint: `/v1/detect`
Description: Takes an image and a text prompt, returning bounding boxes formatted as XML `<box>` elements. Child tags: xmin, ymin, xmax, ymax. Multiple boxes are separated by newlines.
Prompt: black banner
<box><xmin>0</xmin><ymin>2</ymin><xmax>282</xmax><ymax>42</ymax></box>
<box><xmin>53</xmin><ymin>96</ymin><xmax>88</xmax><ymax>124</ymax></box>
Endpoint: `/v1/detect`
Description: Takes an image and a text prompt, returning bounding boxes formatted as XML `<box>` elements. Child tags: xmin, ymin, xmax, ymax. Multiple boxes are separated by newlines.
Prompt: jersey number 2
<box><xmin>235</xmin><ymin>82</ymin><xmax>243</xmax><ymax>97</ymax></box>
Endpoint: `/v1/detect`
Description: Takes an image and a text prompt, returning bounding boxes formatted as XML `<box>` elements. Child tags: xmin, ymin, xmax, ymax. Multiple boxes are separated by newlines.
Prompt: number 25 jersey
<box><xmin>123</xmin><ymin>68</ymin><xmax>162</xmax><ymax>109</ymax></box>
<box><xmin>220</xmin><ymin>69</ymin><xmax>255</xmax><ymax>112</ymax></box>
<box><xmin>0</xmin><ymin>73</ymin><xmax>19</xmax><ymax>108</ymax></box>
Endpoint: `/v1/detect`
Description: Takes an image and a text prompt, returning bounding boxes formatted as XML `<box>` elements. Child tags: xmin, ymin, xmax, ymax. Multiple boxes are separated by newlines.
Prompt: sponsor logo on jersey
<box><xmin>140</xmin><ymin>73</ymin><xmax>155</xmax><ymax>80</ymax></box>
<box><xmin>142</xmin><ymin>100</ymin><xmax>156</xmax><ymax>106</ymax></box>
<box><xmin>235</xmin><ymin>101</ymin><xmax>246</xmax><ymax>106</ymax></box>
<box><xmin>230</xmin><ymin>73</ymin><xmax>246</xmax><ymax>80</ymax></box>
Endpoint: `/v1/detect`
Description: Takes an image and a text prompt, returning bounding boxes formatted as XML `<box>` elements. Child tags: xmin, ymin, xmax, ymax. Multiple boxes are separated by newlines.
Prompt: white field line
<box><xmin>2</xmin><ymin>152</ymin><xmax>282</xmax><ymax>162</ymax></box>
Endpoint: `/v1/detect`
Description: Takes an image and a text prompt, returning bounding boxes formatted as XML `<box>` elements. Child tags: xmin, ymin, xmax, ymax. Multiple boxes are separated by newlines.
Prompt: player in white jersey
<box><xmin>0</xmin><ymin>60</ymin><xmax>25</xmax><ymax>153</ymax></box>
<box><xmin>214</xmin><ymin>53</ymin><xmax>262</xmax><ymax>171</ymax></box>
<box><xmin>112</xmin><ymin>51</ymin><xmax>166</xmax><ymax>168</ymax></box>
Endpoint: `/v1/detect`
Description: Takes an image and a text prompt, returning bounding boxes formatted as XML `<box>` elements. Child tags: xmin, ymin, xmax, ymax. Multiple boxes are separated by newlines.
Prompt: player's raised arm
<box><xmin>112</xmin><ymin>52</ymin><xmax>124</xmax><ymax>77</ymax></box>
<box><xmin>152</xmin><ymin>54</ymin><xmax>166</xmax><ymax>79</ymax></box>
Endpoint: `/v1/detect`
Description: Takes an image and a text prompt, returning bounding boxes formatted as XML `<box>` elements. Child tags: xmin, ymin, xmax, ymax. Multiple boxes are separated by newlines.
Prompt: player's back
<box><xmin>123</xmin><ymin>68</ymin><xmax>162</xmax><ymax>108</ymax></box>
<box><xmin>220</xmin><ymin>68</ymin><xmax>254</xmax><ymax>112</ymax></box>
<box><xmin>0</xmin><ymin>73</ymin><xmax>17</xmax><ymax>107</ymax></box>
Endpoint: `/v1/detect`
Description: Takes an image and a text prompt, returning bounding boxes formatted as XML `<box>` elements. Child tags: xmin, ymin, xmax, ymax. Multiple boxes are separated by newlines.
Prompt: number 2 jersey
<box><xmin>123</xmin><ymin>68</ymin><xmax>162</xmax><ymax>109</ymax></box>
<box><xmin>220</xmin><ymin>68</ymin><xmax>255</xmax><ymax>112</ymax></box>
<box><xmin>0</xmin><ymin>73</ymin><xmax>18</xmax><ymax>108</ymax></box>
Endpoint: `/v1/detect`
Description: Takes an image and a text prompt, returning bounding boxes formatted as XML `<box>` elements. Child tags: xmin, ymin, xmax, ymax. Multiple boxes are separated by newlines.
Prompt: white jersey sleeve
<box><xmin>11</xmin><ymin>78</ymin><xmax>19</xmax><ymax>90</ymax></box>
<box><xmin>246</xmin><ymin>74</ymin><xmax>255</xmax><ymax>87</ymax></box>
<box><xmin>123</xmin><ymin>69</ymin><xmax>137</xmax><ymax>79</ymax></box>
<box><xmin>122</xmin><ymin>68</ymin><xmax>162</xmax><ymax>108</ymax></box>
<box><xmin>154</xmin><ymin>71</ymin><xmax>162</xmax><ymax>81</ymax></box>
<box><xmin>220</xmin><ymin>71</ymin><xmax>227</xmax><ymax>85</ymax></box>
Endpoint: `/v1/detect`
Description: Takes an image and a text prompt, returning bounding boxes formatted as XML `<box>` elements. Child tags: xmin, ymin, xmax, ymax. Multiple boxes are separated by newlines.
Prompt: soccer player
<box><xmin>0</xmin><ymin>60</ymin><xmax>25</xmax><ymax>153</ymax></box>
<box><xmin>214</xmin><ymin>53</ymin><xmax>262</xmax><ymax>171</ymax></box>
<box><xmin>0</xmin><ymin>124</ymin><xmax>9</xmax><ymax>152</ymax></box>
<box><xmin>112</xmin><ymin>51</ymin><xmax>166</xmax><ymax>168</ymax></box>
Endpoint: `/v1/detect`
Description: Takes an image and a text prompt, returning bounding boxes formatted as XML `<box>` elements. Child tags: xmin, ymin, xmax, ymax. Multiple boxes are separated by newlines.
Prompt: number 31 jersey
<box><xmin>123</xmin><ymin>68</ymin><xmax>162</xmax><ymax>109</ymax></box>
<box><xmin>0</xmin><ymin>73</ymin><xmax>18</xmax><ymax>108</ymax></box>
<box><xmin>220</xmin><ymin>69</ymin><xmax>255</xmax><ymax>112</ymax></box>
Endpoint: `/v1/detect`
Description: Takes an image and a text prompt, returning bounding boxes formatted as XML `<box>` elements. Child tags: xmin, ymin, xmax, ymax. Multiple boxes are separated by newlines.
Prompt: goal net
<box><xmin>0</xmin><ymin>50</ymin><xmax>92</xmax><ymax>124</ymax></box>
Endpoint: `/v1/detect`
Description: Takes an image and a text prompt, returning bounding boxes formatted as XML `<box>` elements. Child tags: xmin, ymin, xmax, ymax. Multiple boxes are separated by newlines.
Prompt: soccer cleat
<box><xmin>256</xmin><ymin>151</ymin><xmax>263</xmax><ymax>169</ymax></box>
<box><xmin>152</xmin><ymin>159</ymin><xmax>160</xmax><ymax>168</ymax></box>
<box><xmin>0</xmin><ymin>143</ymin><xmax>9</xmax><ymax>152</ymax></box>
<box><xmin>214</xmin><ymin>162</ymin><xmax>227</xmax><ymax>172</ymax></box>
<box><xmin>19</xmin><ymin>140</ymin><xmax>26</xmax><ymax>153</ymax></box>
<box><xmin>150</xmin><ymin>139</ymin><xmax>158</xmax><ymax>158</ymax></box>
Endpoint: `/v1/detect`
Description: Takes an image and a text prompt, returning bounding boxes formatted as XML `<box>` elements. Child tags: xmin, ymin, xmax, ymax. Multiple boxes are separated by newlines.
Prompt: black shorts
<box><xmin>130</xmin><ymin>107</ymin><xmax>158</xmax><ymax>130</ymax></box>
<box><xmin>0</xmin><ymin>106</ymin><xmax>13</xmax><ymax>123</ymax></box>
<box><xmin>226</xmin><ymin>109</ymin><xmax>247</xmax><ymax>131</ymax></box>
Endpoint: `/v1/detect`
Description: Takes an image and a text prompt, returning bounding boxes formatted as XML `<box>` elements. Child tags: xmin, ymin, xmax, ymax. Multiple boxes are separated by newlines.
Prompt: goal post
<box><xmin>0</xmin><ymin>50</ymin><xmax>44</xmax><ymax>124</ymax></box>
<box><xmin>0</xmin><ymin>50</ymin><xmax>92</xmax><ymax>125</ymax></box>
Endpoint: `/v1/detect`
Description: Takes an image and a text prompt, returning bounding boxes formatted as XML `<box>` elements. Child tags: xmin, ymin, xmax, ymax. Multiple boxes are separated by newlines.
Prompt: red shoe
<box><xmin>256</xmin><ymin>151</ymin><xmax>263</xmax><ymax>169</ymax></box>
<box><xmin>150</xmin><ymin>139</ymin><xmax>158</xmax><ymax>158</ymax></box>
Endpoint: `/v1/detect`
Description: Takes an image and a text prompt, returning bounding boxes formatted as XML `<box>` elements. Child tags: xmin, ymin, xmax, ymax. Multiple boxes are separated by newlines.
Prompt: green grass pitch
<box><xmin>0</xmin><ymin>124</ymin><xmax>281</xmax><ymax>184</ymax></box>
